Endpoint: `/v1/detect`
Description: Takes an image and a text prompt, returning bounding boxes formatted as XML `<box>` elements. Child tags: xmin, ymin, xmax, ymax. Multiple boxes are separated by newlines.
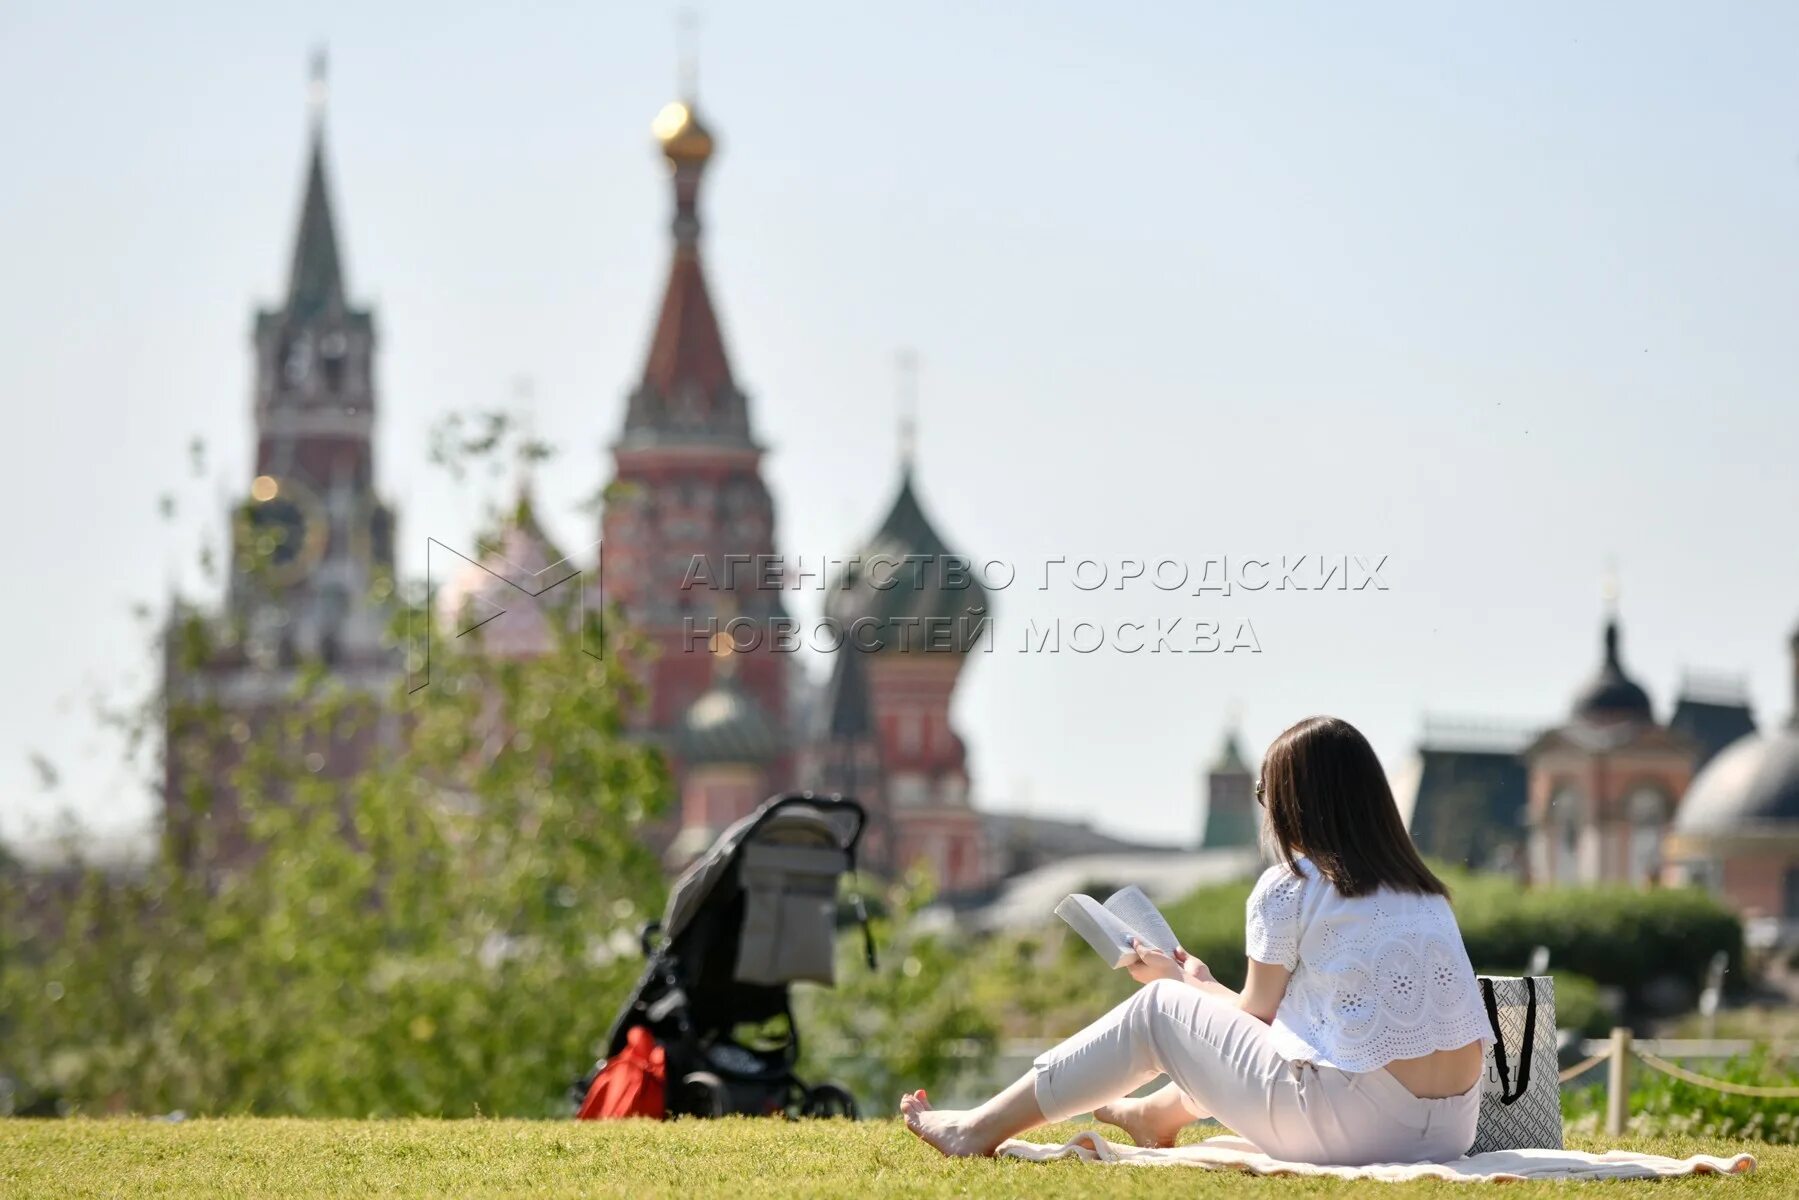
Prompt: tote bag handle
<box><xmin>1480</xmin><ymin>975</ymin><xmax>1538</xmax><ymax>1106</ymax></box>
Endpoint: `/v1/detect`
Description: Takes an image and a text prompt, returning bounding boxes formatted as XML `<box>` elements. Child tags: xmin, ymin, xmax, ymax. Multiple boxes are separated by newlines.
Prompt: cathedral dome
<box><xmin>652</xmin><ymin>100</ymin><xmax>715</xmax><ymax>167</ymax></box>
<box><xmin>679</xmin><ymin>672</ymin><xmax>782</xmax><ymax>766</ymax></box>
<box><xmin>824</xmin><ymin>469</ymin><xmax>989</xmax><ymax>654</ymax></box>
<box><xmin>1677</xmin><ymin>623</ymin><xmax>1799</xmax><ymax>836</ymax></box>
<box><xmin>1572</xmin><ymin>617</ymin><xmax>1654</xmax><ymax>724</ymax></box>
<box><xmin>1676</xmin><ymin>728</ymin><xmax>1799</xmax><ymax>836</ymax></box>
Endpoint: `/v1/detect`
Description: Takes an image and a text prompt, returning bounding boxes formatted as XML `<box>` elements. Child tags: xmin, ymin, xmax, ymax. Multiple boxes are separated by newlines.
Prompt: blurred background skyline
<box><xmin>3</xmin><ymin>0</ymin><xmax>1797</xmax><ymax>847</ymax></box>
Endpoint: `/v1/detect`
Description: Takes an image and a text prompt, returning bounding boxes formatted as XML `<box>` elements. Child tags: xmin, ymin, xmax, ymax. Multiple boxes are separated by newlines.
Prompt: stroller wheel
<box><xmin>676</xmin><ymin>1071</ymin><xmax>728</xmax><ymax>1118</ymax></box>
<box><xmin>801</xmin><ymin>1083</ymin><xmax>858</xmax><ymax>1120</ymax></box>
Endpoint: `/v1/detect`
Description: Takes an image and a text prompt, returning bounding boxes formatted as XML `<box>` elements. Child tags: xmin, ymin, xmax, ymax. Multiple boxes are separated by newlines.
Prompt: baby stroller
<box><xmin>577</xmin><ymin>793</ymin><xmax>876</xmax><ymax>1119</ymax></box>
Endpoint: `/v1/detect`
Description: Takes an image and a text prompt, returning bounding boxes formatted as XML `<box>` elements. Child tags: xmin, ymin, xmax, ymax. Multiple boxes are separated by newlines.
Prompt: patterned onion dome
<box><xmin>1572</xmin><ymin>618</ymin><xmax>1653</xmax><ymax>723</ymax></box>
<box><xmin>823</xmin><ymin>469</ymin><xmax>990</xmax><ymax>654</ymax></box>
<box><xmin>679</xmin><ymin>673</ymin><xmax>782</xmax><ymax>766</ymax></box>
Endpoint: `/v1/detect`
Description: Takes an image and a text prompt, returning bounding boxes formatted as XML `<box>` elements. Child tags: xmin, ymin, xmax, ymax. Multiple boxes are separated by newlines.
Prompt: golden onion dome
<box><xmin>652</xmin><ymin>100</ymin><xmax>715</xmax><ymax>167</ymax></box>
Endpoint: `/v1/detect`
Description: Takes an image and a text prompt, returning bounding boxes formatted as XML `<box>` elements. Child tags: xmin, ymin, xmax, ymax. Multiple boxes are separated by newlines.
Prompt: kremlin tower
<box><xmin>164</xmin><ymin>58</ymin><xmax>399</xmax><ymax>865</ymax></box>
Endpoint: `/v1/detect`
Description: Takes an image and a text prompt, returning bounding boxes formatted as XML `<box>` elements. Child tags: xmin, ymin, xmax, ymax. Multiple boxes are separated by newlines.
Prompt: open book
<box><xmin>1053</xmin><ymin>885</ymin><xmax>1180</xmax><ymax>969</ymax></box>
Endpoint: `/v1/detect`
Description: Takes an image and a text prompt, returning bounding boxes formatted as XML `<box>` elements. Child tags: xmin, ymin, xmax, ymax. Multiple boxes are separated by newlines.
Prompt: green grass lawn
<box><xmin>0</xmin><ymin>1119</ymin><xmax>1778</xmax><ymax>1198</ymax></box>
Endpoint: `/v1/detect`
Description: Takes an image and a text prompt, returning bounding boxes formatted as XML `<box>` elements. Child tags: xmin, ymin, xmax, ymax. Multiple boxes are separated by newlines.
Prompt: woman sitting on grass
<box><xmin>903</xmin><ymin>715</ymin><xmax>1492</xmax><ymax>1166</ymax></box>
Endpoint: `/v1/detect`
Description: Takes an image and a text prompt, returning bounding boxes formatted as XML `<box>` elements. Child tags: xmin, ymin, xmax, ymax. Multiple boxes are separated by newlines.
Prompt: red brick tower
<box><xmin>599</xmin><ymin>95</ymin><xmax>790</xmax><ymax>774</ymax></box>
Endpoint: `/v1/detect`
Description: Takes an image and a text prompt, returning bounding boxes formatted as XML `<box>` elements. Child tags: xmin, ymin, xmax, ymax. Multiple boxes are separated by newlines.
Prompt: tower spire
<box><xmin>512</xmin><ymin>375</ymin><xmax>540</xmax><ymax>500</ymax></box>
<box><xmin>895</xmin><ymin>348</ymin><xmax>919</xmax><ymax>472</ymax></box>
<box><xmin>633</xmin><ymin>85</ymin><xmax>735</xmax><ymax>427</ymax></box>
<box><xmin>287</xmin><ymin>49</ymin><xmax>346</xmax><ymax>321</ymax></box>
<box><xmin>1601</xmin><ymin>560</ymin><xmax>1622</xmax><ymax>668</ymax></box>
<box><xmin>308</xmin><ymin>46</ymin><xmax>328</xmax><ymax>130</ymax></box>
<box><xmin>1788</xmin><ymin>618</ymin><xmax>1799</xmax><ymax>728</ymax></box>
<box><xmin>677</xmin><ymin>7</ymin><xmax>701</xmax><ymax>101</ymax></box>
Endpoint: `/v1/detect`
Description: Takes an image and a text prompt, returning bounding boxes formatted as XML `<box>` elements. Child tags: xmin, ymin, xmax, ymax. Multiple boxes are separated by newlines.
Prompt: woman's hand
<box><xmin>1125</xmin><ymin>939</ymin><xmax>1185</xmax><ymax>985</ymax></box>
<box><xmin>1173</xmin><ymin>946</ymin><xmax>1215</xmax><ymax>987</ymax></box>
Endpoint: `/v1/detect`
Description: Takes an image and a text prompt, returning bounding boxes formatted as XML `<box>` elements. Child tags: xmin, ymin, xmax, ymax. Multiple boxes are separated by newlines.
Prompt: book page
<box><xmin>1053</xmin><ymin>894</ymin><xmax>1139</xmax><ymax>968</ymax></box>
<box><xmin>1103</xmin><ymin>885</ymin><xmax>1178</xmax><ymax>955</ymax></box>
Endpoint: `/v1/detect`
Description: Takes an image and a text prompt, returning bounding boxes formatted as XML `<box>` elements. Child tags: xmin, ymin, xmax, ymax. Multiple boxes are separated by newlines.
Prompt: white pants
<box><xmin>1032</xmin><ymin>978</ymin><xmax>1480</xmax><ymax>1166</ymax></box>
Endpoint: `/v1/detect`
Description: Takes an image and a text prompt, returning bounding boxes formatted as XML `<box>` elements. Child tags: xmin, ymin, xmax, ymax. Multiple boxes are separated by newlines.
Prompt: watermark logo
<box><xmin>674</xmin><ymin>553</ymin><xmax>1387</xmax><ymax>655</ymax></box>
<box><xmin>406</xmin><ymin>537</ymin><xmax>602</xmax><ymax>692</ymax></box>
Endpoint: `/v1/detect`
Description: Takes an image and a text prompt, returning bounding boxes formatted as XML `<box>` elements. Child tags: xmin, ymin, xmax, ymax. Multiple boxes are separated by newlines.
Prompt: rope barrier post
<box><xmin>1605</xmin><ymin>1026</ymin><xmax>1632</xmax><ymax>1136</ymax></box>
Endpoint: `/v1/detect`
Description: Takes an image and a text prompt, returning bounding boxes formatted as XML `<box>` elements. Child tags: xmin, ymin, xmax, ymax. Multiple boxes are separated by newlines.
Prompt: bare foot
<box><xmin>899</xmin><ymin>1089</ymin><xmax>1002</xmax><ymax>1157</ymax></box>
<box><xmin>1093</xmin><ymin>1096</ymin><xmax>1184</xmax><ymax>1148</ymax></box>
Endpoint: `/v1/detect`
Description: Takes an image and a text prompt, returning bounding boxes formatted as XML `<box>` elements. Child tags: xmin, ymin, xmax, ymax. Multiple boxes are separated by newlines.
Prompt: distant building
<box><xmin>1665</xmin><ymin>624</ymin><xmax>1799</xmax><ymax>942</ymax></box>
<box><xmin>973</xmin><ymin>846</ymin><xmax>1263</xmax><ymax>934</ymax></box>
<box><xmin>1403</xmin><ymin>719</ymin><xmax>1532</xmax><ymax>873</ymax></box>
<box><xmin>982</xmin><ymin>812</ymin><xmax>1183</xmax><ymax>882</ymax></box>
<box><xmin>1668</xmin><ymin>676</ymin><xmax>1758</xmax><ymax>773</ymax></box>
<box><xmin>1199</xmin><ymin>728</ymin><xmax>1258</xmax><ymax>850</ymax></box>
<box><xmin>1524</xmin><ymin>612</ymin><xmax>1695</xmax><ymax>887</ymax></box>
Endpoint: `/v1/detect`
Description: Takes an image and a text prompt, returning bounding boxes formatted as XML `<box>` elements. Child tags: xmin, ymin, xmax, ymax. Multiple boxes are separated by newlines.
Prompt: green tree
<box><xmin>1</xmin><ymin>421</ymin><xmax>671</xmax><ymax>1116</ymax></box>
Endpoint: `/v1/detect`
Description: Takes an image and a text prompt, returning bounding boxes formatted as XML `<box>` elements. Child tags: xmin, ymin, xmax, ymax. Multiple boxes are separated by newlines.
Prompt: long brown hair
<box><xmin>1260</xmin><ymin>715</ymin><xmax>1448</xmax><ymax>898</ymax></box>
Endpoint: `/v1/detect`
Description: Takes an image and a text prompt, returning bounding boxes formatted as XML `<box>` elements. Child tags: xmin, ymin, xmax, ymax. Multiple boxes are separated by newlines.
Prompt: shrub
<box><xmin>0</xmin><ymin>610</ymin><xmax>671</xmax><ymax>1118</ymax></box>
<box><xmin>1448</xmin><ymin>870</ymin><xmax>1744</xmax><ymax>1009</ymax></box>
<box><xmin>0</xmin><ymin>423</ymin><xmax>672</xmax><ymax>1118</ymax></box>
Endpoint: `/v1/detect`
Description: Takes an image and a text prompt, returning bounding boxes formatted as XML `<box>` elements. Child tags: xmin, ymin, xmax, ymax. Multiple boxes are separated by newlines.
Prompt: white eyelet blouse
<box><xmin>1244</xmin><ymin>856</ymin><xmax>1492</xmax><ymax>1073</ymax></box>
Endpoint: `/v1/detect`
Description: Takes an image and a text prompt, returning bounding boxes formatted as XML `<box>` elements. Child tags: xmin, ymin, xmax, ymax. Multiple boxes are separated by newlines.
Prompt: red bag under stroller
<box><xmin>576</xmin><ymin>1025</ymin><xmax>666</xmax><ymax>1119</ymax></box>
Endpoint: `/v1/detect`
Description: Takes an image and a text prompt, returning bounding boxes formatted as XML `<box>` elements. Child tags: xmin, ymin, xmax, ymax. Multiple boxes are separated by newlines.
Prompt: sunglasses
<box><xmin>1254</xmin><ymin>780</ymin><xmax>1265</xmax><ymax>806</ymax></box>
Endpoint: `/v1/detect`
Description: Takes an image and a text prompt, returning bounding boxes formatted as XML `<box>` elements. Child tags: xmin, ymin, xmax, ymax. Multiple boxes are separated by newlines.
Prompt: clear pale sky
<box><xmin>3</xmin><ymin>2</ymin><xmax>1797</xmax><ymax>848</ymax></box>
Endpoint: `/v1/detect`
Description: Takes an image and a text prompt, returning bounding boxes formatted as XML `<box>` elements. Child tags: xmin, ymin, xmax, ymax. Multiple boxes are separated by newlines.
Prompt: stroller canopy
<box><xmin>659</xmin><ymin>794</ymin><xmax>865</xmax><ymax>953</ymax></box>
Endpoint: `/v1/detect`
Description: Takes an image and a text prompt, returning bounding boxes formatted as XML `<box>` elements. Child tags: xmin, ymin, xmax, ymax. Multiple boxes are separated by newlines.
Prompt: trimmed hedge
<box><xmin>1446</xmin><ymin>870</ymin><xmax>1744</xmax><ymax>1008</ymax></box>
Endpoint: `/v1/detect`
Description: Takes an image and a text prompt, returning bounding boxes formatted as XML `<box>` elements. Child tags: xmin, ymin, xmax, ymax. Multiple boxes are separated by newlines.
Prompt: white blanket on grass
<box><xmin>997</xmin><ymin>1131</ymin><xmax>1757</xmax><ymax>1182</ymax></box>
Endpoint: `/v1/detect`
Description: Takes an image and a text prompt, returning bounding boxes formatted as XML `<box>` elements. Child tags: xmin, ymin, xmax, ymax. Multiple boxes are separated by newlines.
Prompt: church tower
<box><xmin>810</xmin><ymin>446</ymin><xmax>993</xmax><ymax>893</ymax></box>
<box><xmin>600</xmin><ymin>95</ymin><xmax>790</xmax><ymax>757</ymax></box>
<box><xmin>1524</xmin><ymin>599</ymin><xmax>1695</xmax><ymax>887</ymax></box>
